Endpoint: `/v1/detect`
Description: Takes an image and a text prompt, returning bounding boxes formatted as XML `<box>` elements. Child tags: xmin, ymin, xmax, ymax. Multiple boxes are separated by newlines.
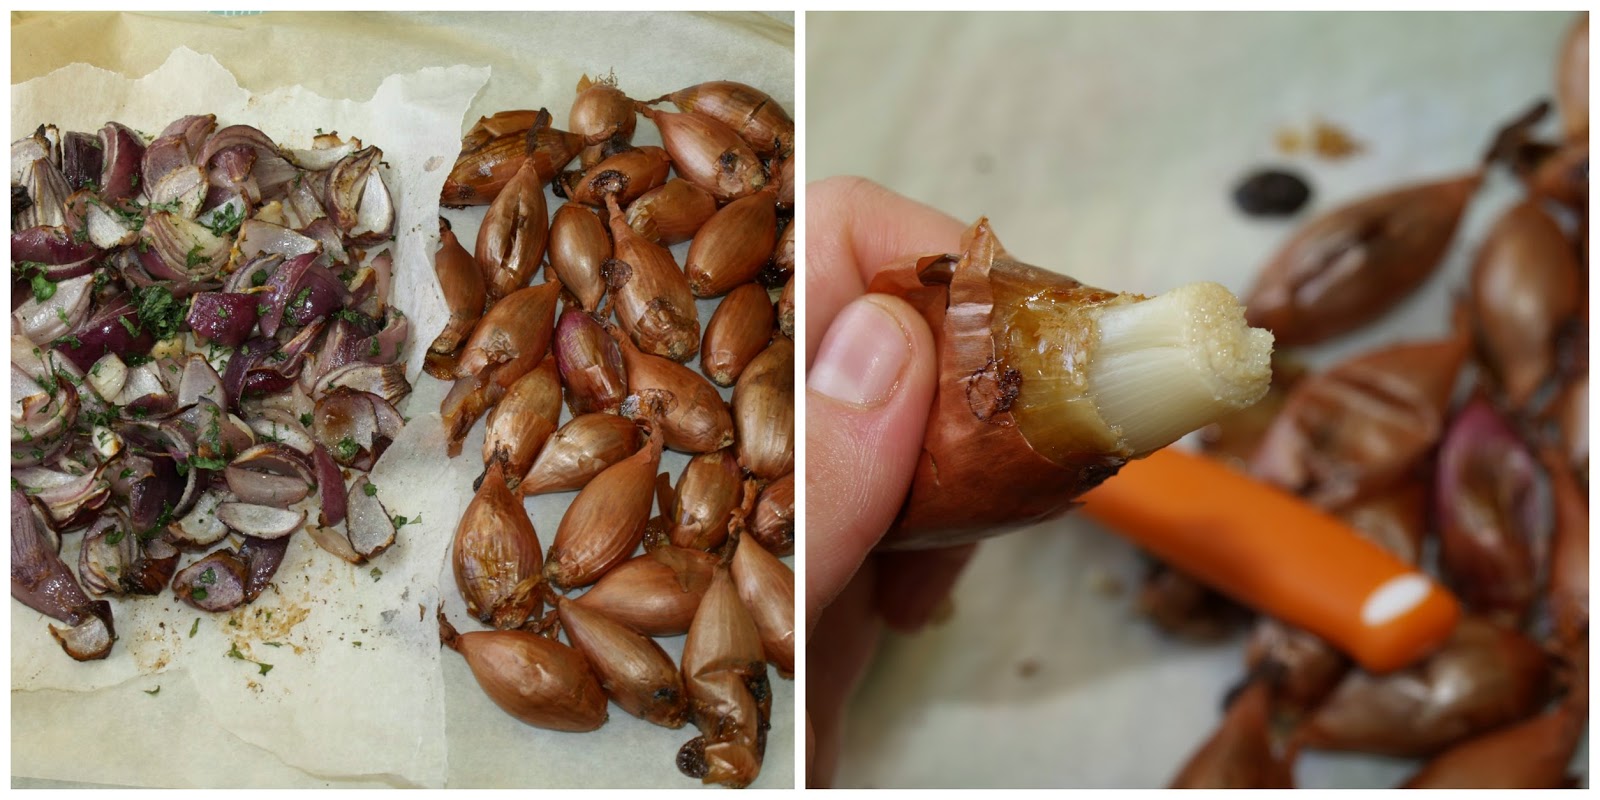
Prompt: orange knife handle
<box><xmin>1080</xmin><ymin>448</ymin><xmax>1459</xmax><ymax>673</ymax></box>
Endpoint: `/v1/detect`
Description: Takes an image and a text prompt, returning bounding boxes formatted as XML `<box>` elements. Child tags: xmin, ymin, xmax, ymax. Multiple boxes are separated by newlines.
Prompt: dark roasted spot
<box><xmin>601</xmin><ymin>258</ymin><xmax>633</xmax><ymax>291</ymax></box>
<box><xmin>965</xmin><ymin>361</ymin><xmax>1023</xmax><ymax>421</ymax></box>
<box><xmin>1076</xmin><ymin>461</ymin><xmax>1119</xmax><ymax>491</ymax></box>
<box><xmin>590</xmin><ymin>169</ymin><xmax>628</xmax><ymax>199</ymax></box>
<box><xmin>1232</xmin><ymin>169</ymin><xmax>1312</xmax><ymax>217</ymax></box>
<box><xmin>718</xmin><ymin>150</ymin><xmax>740</xmax><ymax>175</ymax></box>
<box><xmin>676</xmin><ymin>736</ymin><xmax>709</xmax><ymax>778</ymax></box>
<box><xmin>653</xmin><ymin>686</ymin><xmax>680</xmax><ymax>704</ymax></box>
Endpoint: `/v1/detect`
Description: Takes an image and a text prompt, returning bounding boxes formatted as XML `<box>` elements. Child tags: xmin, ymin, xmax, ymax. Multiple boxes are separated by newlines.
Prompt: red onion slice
<box><xmin>186</xmin><ymin>292</ymin><xmax>261</xmax><ymax>348</ymax></box>
<box><xmin>61</xmin><ymin>131</ymin><xmax>103</xmax><ymax>191</ymax></box>
<box><xmin>170</xmin><ymin>490</ymin><xmax>229</xmax><ymax>548</ymax></box>
<box><xmin>176</xmin><ymin>355</ymin><xmax>226</xmax><ymax>408</ymax></box>
<box><xmin>97</xmin><ymin>122</ymin><xmax>145</xmax><ymax>202</ymax></box>
<box><xmin>313</xmin><ymin>362</ymin><xmax>409</xmax><ymax>405</ymax></box>
<box><xmin>247</xmin><ymin>410</ymin><xmax>316</xmax><ymax>455</ymax></box>
<box><xmin>14</xmin><ymin>272</ymin><xmax>94</xmax><ymax>343</ymax></box>
<box><xmin>172</xmin><ymin>549</ymin><xmax>248</xmax><ymax>612</ymax></box>
<box><xmin>11</xmin><ymin>487</ymin><xmax>116</xmax><ymax>660</ymax></box>
<box><xmin>312</xmin><ymin>442</ymin><xmax>348</xmax><ymax>528</ymax></box>
<box><xmin>148</xmin><ymin>164</ymin><xmax>209</xmax><ymax>219</ymax></box>
<box><xmin>235</xmin><ymin>219</ymin><xmax>321</xmax><ymax>265</ymax></box>
<box><xmin>11</xmin><ymin>225</ymin><xmax>98</xmax><ymax>265</ymax></box>
<box><xmin>17</xmin><ymin>157</ymin><xmax>70</xmax><ymax>230</ymax></box>
<box><xmin>55</xmin><ymin>294</ymin><xmax>153</xmax><ymax>371</ymax></box>
<box><xmin>345</xmin><ymin>475</ymin><xmax>395</xmax><ymax>559</ymax></box>
<box><xmin>216</xmin><ymin>501</ymin><xmax>306</xmax><ymax>539</ymax></box>
<box><xmin>140</xmin><ymin>211</ymin><xmax>229</xmax><ymax>281</ymax></box>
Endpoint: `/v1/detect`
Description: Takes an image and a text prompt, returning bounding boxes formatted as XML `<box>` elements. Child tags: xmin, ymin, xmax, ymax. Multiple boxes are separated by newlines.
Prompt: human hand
<box><xmin>804</xmin><ymin>177</ymin><xmax>980</xmax><ymax>787</ymax></box>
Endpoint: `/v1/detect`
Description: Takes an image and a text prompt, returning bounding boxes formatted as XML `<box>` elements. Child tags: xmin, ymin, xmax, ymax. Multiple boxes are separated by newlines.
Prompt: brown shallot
<box><xmin>730</xmin><ymin>532</ymin><xmax>795</xmax><ymax>677</ymax></box>
<box><xmin>638</xmin><ymin>105</ymin><xmax>767</xmax><ymax>202</ymax></box>
<box><xmin>454</xmin><ymin>460</ymin><xmax>545</xmax><ymax>629</ymax></box>
<box><xmin>625</xmin><ymin>178</ymin><xmax>719</xmax><ymax>245</ymax></box>
<box><xmin>684</xmin><ymin>189</ymin><xmax>779</xmax><ymax>298</ymax></box>
<box><xmin>482</xmin><ymin>357</ymin><xmax>562</xmax><ymax>485</ymax></box>
<box><xmin>1467</xmin><ymin>200</ymin><xmax>1581</xmax><ymax>410</ymax></box>
<box><xmin>732</xmin><ymin>338</ymin><xmax>794</xmax><ymax>481</ymax></box>
<box><xmin>1243</xmin><ymin>174</ymin><xmax>1479</xmax><ymax>346</ymax></box>
<box><xmin>604</xmin><ymin>194</ymin><xmax>701</xmax><ymax>362</ymax></box>
<box><xmin>544</xmin><ymin>415</ymin><xmax>664</xmax><ymax>590</ymax></box>
<box><xmin>553</xmin><ymin>308</ymin><xmax>629</xmax><ymax>416</ymax></box>
<box><xmin>520</xmin><ymin>412</ymin><xmax>643</xmax><ymax>496</ymax></box>
<box><xmin>573</xmin><ymin>546</ymin><xmax>719</xmax><ymax>637</ymax></box>
<box><xmin>476</xmin><ymin>158</ymin><xmax>550</xmax><ymax>301</ymax></box>
<box><xmin>547</xmin><ymin>202</ymin><xmax>612</xmax><ymax>313</ymax></box>
<box><xmin>441</xmin><ymin>108</ymin><xmax>582</xmax><ymax>207</ymax></box>
<box><xmin>701</xmin><ymin>282</ymin><xmax>776</xmax><ymax>387</ymax></box>
<box><xmin>570</xmin><ymin>74</ymin><xmax>638</xmax><ymax>169</ymax></box>
<box><xmin>669</xmin><ymin>449</ymin><xmax>743</xmax><ymax>551</ymax></box>
<box><xmin>439</xmin><ymin>612</ymin><xmax>608</xmax><ymax>732</ymax></box>
<box><xmin>613</xmin><ymin>327</ymin><xmax>734</xmax><ymax>453</ymax></box>
<box><xmin>556</xmin><ymin>597</ymin><xmax>687</xmax><ymax>728</ymax></box>
<box><xmin>677</xmin><ymin>567</ymin><xmax>771</xmax><ymax>789</ymax></box>
<box><xmin>428</xmin><ymin>217</ymin><xmax>486</xmax><ymax>357</ymax></box>
<box><xmin>649</xmin><ymin>80</ymin><xmax>794</xmax><ymax>159</ymax></box>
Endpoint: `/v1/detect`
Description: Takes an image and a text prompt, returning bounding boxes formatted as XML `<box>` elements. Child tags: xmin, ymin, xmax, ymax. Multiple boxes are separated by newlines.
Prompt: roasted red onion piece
<box><xmin>172</xmin><ymin>549</ymin><xmax>249</xmax><ymax>612</ymax></box>
<box><xmin>238</xmin><ymin>535</ymin><xmax>289</xmax><ymax>602</ymax></box>
<box><xmin>186</xmin><ymin>292</ymin><xmax>261</xmax><ymax>347</ymax></box>
<box><xmin>11</xmin><ymin>488</ymin><xmax>116</xmax><ymax>660</ymax></box>
<box><xmin>97</xmin><ymin>122</ymin><xmax>145</xmax><ymax>202</ymax></box>
<box><xmin>54</xmin><ymin>294</ymin><xmax>153</xmax><ymax>371</ymax></box>
<box><xmin>312</xmin><ymin>443</ymin><xmax>348</xmax><ymax>527</ymax></box>
<box><xmin>14</xmin><ymin>273</ymin><xmax>93</xmax><ymax>343</ymax></box>
<box><xmin>346</xmin><ymin>475</ymin><xmax>396</xmax><ymax>559</ymax></box>
<box><xmin>216</xmin><ymin>502</ymin><xmax>305</xmax><ymax>539</ymax></box>
<box><xmin>12</xmin><ymin>225</ymin><xmax>98</xmax><ymax>266</ymax></box>
<box><xmin>171</xmin><ymin>490</ymin><xmax>229</xmax><ymax>548</ymax></box>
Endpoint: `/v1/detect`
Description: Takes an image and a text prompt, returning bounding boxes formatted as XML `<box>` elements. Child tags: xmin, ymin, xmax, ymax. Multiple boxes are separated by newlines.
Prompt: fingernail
<box><xmin>808</xmin><ymin>297</ymin><xmax>911</xmax><ymax>407</ymax></box>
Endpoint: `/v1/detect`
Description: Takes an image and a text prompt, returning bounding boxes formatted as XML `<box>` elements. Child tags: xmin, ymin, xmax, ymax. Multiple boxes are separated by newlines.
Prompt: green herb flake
<box><xmin>203</xmin><ymin>203</ymin><xmax>244</xmax><ymax>237</ymax></box>
<box><xmin>369</xmin><ymin>567</ymin><xmax>383</xmax><ymax>582</ymax></box>
<box><xmin>144</xmin><ymin>686</ymin><xmax>160</xmax><ymax>696</ymax></box>
<box><xmin>106</xmin><ymin>528</ymin><xmax>125</xmax><ymax>545</ymax></box>
<box><xmin>227</xmin><ymin>643</ymin><xmax>246</xmax><ymax>660</ymax></box>
<box><xmin>29</xmin><ymin>273</ymin><xmax>56</xmax><ymax>301</ymax></box>
<box><xmin>189</xmin><ymin>618</ymin><xmax>200</xmax><ymax>637</ymax></box>
<box><xmin>363</xmin><ymin>483</ymin><xmax>378</xmax><ymax>498</ymax></box>
<box><xmin>263</xmin><ymin>641</ymin><xmax>284</xmax><ymax>648</ymax></box>
<box><xmin>299</xmin><ymin>412</ymin><xmax>314</xmax><ymax>427</ymax></box>
<box><xmin>191</xmin><ymin>587</ymin><xmax>209</xmax><ymax>601</ymax></box>
<box><xmin>257</xmin><ymin>662</ymin><xmax>273</xmax><ymax>676</ymax></box>
<box><xmin>334</xmin><ymin>437</ymin><xmax>360</xmax><ymax>462</ymax></box>
<box><xmin>199</xmin><ymin>567</ymin><xmax>217</xmax><ymax>585</ymax></box>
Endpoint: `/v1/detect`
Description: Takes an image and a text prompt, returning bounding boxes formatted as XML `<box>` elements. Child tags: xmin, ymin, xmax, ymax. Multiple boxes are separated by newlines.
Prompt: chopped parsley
<box><xmin>129</xmin><ymin>285</ymin><xmax>189</xmax><ymax>341</ymax></box>
<box><xmin>191</xmin><ymin>587</ymin><xmax>209</xmax><ymax>601</ymax></box>
<box><xmin>106</xmin><ymin>528</ymin><xmax>125</xmax><ymax>545</ymax></box>
<box><xmin>369</xmin><ymin>567</ymin><xmax>383</xmax><ymax>582</ymax></box>
<box><xmin>203</xmin><ymin>203</ymin><xmax>244</xmax><ymax>237</ymax></box>
<box><xmin>189</xmin><ymin>617</ymin><xmax>200</xmax><ymax>637</ymax></box>
<box><xmin>363</xmin><ymin>482</ymin><xmax>378</xmax><ymax>497</ymax></box>
<box><xmin>144</xmin><ymin>686</ymin><xmax>160</xmax><ymax>696</ymax></box>
<box><xmin>199</xmin><ymin>567</ymin><xmax>217</xmax><ymax>585</ymax></box>
<box><xmin>189</xmin><ymin>455</ymin><xmax>228</xmax><ymax>472</ymax></box>
<box><xmin>299</xmin><ymin>412</ymin><xmax>314</xmax><ymax>427</ymax></box>
<box><xmin>333</xmin><ymin>437</ymin><xmax>360</xmax><ymax>462</ymax></box>
<box><xmin>251</xmin><ymin>269</ymin><xmax>269</xmax><ymax>287</ymax></box>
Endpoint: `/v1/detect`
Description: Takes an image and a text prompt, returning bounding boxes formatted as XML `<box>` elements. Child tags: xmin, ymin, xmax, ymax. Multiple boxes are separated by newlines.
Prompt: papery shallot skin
<box><xmin>1467</xmin><ymin>200</ymin><xmax>1582</xmax><ymax>410</ymax></box>
<box><xmin>1250</xmin><ymin>335</ymin><xmax>1467</xmax><ymax>510</ymax></box>
<box><xmin>1244</xmin><ymin>174</ymin><xmax>1479</xmax><ymax>347</ymax></box>
<box><xmin>441</xmin><ymin>615</ymin><xmax>608</xmax><ymax>732</ymax></box>
<box><xmin>1435</xmin><ymin>398</ymin><xmax>1550</xmax><ymax>627</ymax></box>
<box><xmin>557</xmin><ymin>597</ymin><xmax>687</xmax><ymax>728</ymax></box>
<box><xmin>441</xmin><ymin>109</ymin><xmax>581</xmax><ymax>207</ymax></box>
<box><xmin>678</xmin><ymin>567</ymin><xmax>771</xmax><ymax>789</ymax></box>
<box><xmin>1291</xmin><ymin>616</ymin><xmax>1548</xmax><ymax>758</ymax></box>
<box><xmin>1169</xmin><ymin>679</ymin><xmax>1296</xmax><ymax>788</ymax></box>
<box><xmin>653</xmin><ymin>80</ymin><xmax>795</xmax><ymax>159</ymax></box>
<box><xmin>1400</xmin><ymin>700</ymin><xmax>1586</xmax><ymax>789</ymax></box>
<box><xmin>865</xmin><ymin>220</ymin><xmax>1131</xmax><ymax>549</ymax></box>
<box><xmin>454</xmin><ymin>461</ymin><xmax>544</xmax><ymax>629</ymax></box>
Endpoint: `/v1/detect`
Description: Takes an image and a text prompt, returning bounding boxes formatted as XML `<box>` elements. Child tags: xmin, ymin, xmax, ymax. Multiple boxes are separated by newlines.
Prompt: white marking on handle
<box><xmin>1361</xmin><ymin>573</ymin><xmax>1432</xmax><ymax>627</ymax></box>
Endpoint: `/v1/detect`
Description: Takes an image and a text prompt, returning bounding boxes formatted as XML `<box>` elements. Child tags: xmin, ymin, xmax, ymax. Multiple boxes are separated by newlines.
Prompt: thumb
<box><xmin>805</xmin><ymin>293</ymin><xmax>938</xmax><ymax>631</ymax></box>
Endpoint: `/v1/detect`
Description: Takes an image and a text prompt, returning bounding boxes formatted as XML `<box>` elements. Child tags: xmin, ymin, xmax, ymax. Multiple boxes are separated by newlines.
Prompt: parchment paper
<box><xmin>10</xmin><ymin>45</ymin><xmax>489</xmax><ymax>788</ymax></box>
<box><xmin>807</xmin><ymin>10</ymin><xmax>1586</xmax><ymax>789</ymax></box>
<box><xmin>11</xmin><ymin>10</ymin><xmax>794</xmax><ymax>789</ymax></box>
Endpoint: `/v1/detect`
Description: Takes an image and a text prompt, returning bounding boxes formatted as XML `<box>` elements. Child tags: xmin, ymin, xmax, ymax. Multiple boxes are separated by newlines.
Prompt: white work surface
<box><xmin>807</xmin><ymin>10</ymin><xmax>1585</xmax><ymax>789</ymax></box>
<box><xmin>11</xmin><ymin>10</ymin><xmax>794</xmax><ymax>789</ymax></box>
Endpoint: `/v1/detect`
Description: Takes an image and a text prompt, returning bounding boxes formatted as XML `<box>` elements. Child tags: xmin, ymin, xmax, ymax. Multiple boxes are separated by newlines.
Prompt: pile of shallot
<box><xmin>431</xmin><ymin>75</ymin><xmax>795</xmax><ymax>789</ymax></box>
<box><xmin>1152</xmin><ymin>13</ymin><xmax>1588</xmax><ymax>789</ymax></box>
<box><xmin>11</xmin><ymin>115</ymin><xmax>410</xmax><ymax>661</ymax></box>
